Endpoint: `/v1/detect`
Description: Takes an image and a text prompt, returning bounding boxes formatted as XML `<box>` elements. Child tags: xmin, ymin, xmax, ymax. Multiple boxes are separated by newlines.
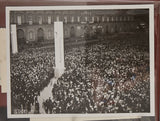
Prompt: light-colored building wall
<box><xmin>10</xmin><ymin>10</ymin><xmax>136</xmax><ymax>43</ymax></box>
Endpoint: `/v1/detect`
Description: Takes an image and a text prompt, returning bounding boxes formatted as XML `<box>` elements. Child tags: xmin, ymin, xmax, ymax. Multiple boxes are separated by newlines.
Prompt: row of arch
<box><xmin>17</xmin><ymin>28</ymin><xmax>44</xmax><ymax>42</ymax></box>
<box><xmin>17</xmin><ymin>23</ymin><xmax>136</xmax><ymax>43</ymax></box>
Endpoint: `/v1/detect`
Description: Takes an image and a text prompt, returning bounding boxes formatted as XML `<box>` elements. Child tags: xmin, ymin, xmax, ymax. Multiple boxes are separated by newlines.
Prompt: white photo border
<box><xmin>6</xmin><ymin>4</ymin><xmax>155</xmax><ymax>118</ymax></box>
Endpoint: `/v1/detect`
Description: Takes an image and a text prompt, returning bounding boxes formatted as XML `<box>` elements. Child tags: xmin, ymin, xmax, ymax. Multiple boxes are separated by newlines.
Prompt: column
<box><xmin>54</xmin><ymin>22</ymin><xmax>65</xmax><ymax>78</ymax></box>
<box><xmin>77</xmin><ymin>16</ymin><xmax>80</xmax><ymax>23</ymax></box>
<box><xmin>102</xmin><ymin>16</ymin><xmax>105</xmax><ymax>22</ymax></box>
<box><xmin>11</xmin><ymin>24</ymin><xmax>18</xmax><ymax>54</ymax></box>
<box><xmin>71</xmin><ymin>17</ymin><xmax>74</xmax><ymax>23</ymax></box>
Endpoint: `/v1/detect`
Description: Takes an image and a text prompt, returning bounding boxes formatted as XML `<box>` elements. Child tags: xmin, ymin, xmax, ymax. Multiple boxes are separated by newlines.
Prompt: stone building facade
<box><xmin>10</xmin><ymin>10</ymin><xmax>138</xmax><ymax>43</ymax></box>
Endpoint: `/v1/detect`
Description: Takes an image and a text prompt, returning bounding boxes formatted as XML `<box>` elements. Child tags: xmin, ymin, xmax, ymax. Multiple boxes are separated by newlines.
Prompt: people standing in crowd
<box><xmin>11</xmin><ymin>36</ymin><xmax>149</xmax><ymax>114</ymax></box>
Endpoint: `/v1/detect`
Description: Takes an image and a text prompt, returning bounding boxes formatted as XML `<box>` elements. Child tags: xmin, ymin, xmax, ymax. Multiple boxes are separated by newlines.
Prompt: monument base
<box><xmin>54</xmin><ymin>67</ymin><xmax>65</xmax><ymax>78</ymax></box>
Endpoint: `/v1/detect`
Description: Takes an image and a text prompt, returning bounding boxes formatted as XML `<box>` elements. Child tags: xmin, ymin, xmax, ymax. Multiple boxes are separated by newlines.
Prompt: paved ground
<box><xmin>37</xmin><ymin>78</ymin><xmax>57</xmax><ymax>114</ymax></box>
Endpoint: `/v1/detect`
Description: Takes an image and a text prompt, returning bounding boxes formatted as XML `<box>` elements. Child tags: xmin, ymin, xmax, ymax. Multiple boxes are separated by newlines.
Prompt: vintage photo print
<box><xmin>6</xmin><ymin>5</ymin><xmax>155</xmax><ymax>118</ymax></box>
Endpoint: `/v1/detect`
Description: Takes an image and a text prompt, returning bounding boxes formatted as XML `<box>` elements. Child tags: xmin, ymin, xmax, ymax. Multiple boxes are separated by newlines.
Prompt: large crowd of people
<box><xmin>11</xmin><ymin>33</ymin><xmax>150</xmax><ymax>114</ymax></box>
<box><xmin>11</xmin><ymin>47</ymin><xmax>55</xmax><ymax>113</ymax></box>
<box><xmin>43</xmin><ymin>38</ymin><xmax>150</xmax><ymax>113</ymax></box>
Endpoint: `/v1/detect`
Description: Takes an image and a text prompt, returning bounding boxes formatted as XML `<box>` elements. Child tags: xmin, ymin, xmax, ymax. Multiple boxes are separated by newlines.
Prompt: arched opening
<box><xmin>84</xmin><ymin>26</ymin><xmax>90</xmax><ymax>40</ymax></box>
<box><xmin>96</xmin><ymin>26</ymin><xmax>102</xmax><ymax>36</ymax></box>
<box><xmin>106</xmin><ymin>25</ymin><xmax>109</xmax><ymax>34</ymax></box>
<box><xmin>17</xmin><ymin>29</ymin><xmax>25</xmax><ymax>44</ymax></box>
<box><xmin>17</xmin><ymin>29</ymin><xmax>26</xmax><ymax>51</ymax></box>
<box><xmin>91</xmin><ymin>26</ymin><xmax>97</xmax><ymax>39</ymax></box>
<box><xmin>29</xmin><ymin>31</ymin><xmax>34</xmax><ymax>40</ymax></box>
<box><xmin>37</xmin><ymin>28</ymin><xmax>44</xmax><ymax>42</ymax></box>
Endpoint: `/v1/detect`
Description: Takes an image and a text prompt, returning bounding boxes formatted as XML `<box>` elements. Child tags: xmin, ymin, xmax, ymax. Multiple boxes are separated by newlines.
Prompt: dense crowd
<box><xmin>11</xmin><ymin>47</ymin><xmax>55</xmax><ymax>113</ymax></box>
<box><xmin>11</xmin><ymin>34</ymin><xmax>150</xmax><ymax>114</ymax></box>
<box><xmin>43</xmin><ymin>38</ymin><xmax>150</xmax><ymax>113</ymax></box>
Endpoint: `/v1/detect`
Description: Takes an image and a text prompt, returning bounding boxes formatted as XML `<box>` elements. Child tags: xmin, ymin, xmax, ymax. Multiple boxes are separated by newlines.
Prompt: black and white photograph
<box><xmin>6</xmin><ymin>5</ymin><xmax>155</xmax><ymax>118</ymax></box>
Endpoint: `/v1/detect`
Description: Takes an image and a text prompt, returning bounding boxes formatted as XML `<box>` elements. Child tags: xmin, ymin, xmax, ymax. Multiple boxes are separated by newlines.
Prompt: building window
<box><xmin>97</xmin><ymin>16</ymin><xmax>99</xmax><ymax>22</ymax></box>
<box><xmin>111</xmin><ymin>17</ymin><xmax>114</xmax><ymax>22</ymax></box>
<box><xmin>120</xmin><ymin>16</ymin><xmax>122</xmax><ymax>21</ymax></box>
<box><xmin>107</xmin><ymin>17</ymin><xmax>109</xmax><ymax>22</ymax></box>
<box><xmin>29</xmin><ymin>31</ymin><xmax>33</xmax><ymax>40</ymax></box>
<box><xmin>64</xmin><ymin>16</ymin><xmax>67</xmax><ymax>23</ymax></box>
<box><xmin>124</xmin><ymin>16</ymin><xmax>126</xmax><ymax>21</ymax></box>
<box><xmin>56</xmin><ymin>16</ymin><xmax>59</xmax><ymax>21</ymax></box>
<box><xmin>77</xmin><ymin>16</ymin><xmax>80</xmax><ymax>22</ymax></box>
<box><xmin>17</xmin><ymin>16</ymin><xmax>22</xmax><ymax>25</ymax></box>
<box><xmin>102</xmin><ymin>16</ymin><xmax>105</xmax><ymax>22</ymax></box>
<box><xmin>116</xmin><ymin>17</ymin><xmax>118</xmax><ymax>21</ymax></box>
<box><xmin>127</xmin><ymin>16</ymin><xmax>130</xmax><ymax>21</ymax></box>
<box><xmin>48</xmin><ymin>30</ymin><xmax>52</xmax><ymax>38</ymax></box>
<box><xmin>48</xmin><ymin>16</ymin><xmax>51</xmax><ymax>24</ymax></box>
<box><xmin>64</xmin><ymin>29</ymin><xmax>68</xmax><ymax>37</ymax></box>
<box><xmin>131</xmin><ymin>16</ymin><xmax>134</xmax><ymax>21</ymax></box>
<box><xmin>28</xmin><ymin>16</ymin><xmax>33</xmax><ymax>25</ymax></box>
<box><xmin>92</xmin><ymin>17</ymin><xmax>94</xmax><ymax>23</ymax></box>
<box><xmin>85</xmin><ymin>16</ymin><xmax>88</xmax><ymax>22</ymax></box>
<box><xmin>38</xmin><ymin>16</ymin><xmax>42</xmax><ymax>25</ymax></box>
<box><xmin>71</xmin><ymin>17</ymin><xmax>74</xmax><ymax>23</ymax></box>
